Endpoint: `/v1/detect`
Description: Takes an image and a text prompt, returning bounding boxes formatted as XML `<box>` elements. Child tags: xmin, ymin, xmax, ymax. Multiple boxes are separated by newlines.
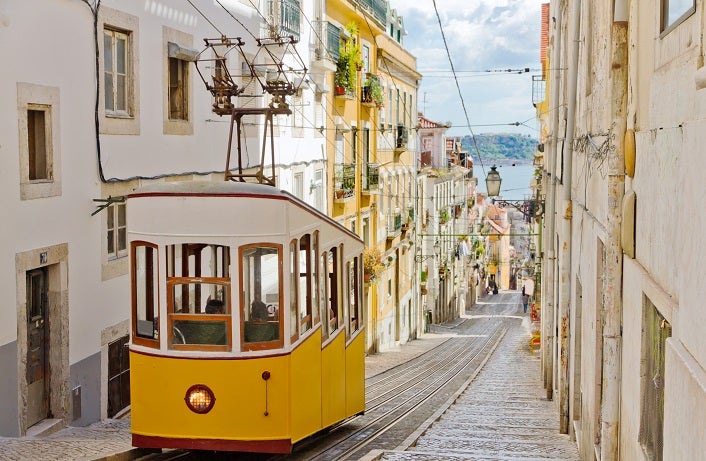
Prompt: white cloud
<box><xmin>393</xmin><ymin>0</ymin><xmax>544</xmax><ymax>137</ymax></box>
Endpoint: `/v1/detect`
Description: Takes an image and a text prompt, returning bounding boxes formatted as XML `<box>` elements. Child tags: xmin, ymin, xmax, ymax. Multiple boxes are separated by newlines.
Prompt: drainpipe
<box><xmin>600</xmin><ymin>1</ymin><xmax>628</xmax><ymax>458</ymax></box>
<box><xmin>557</xmin><ymin>0</ymin><xmax>580</xmax><ymax>434</ymax></box>
<box><xmin>543</xmin><ymin>0</ymin><xmax>562</xmax><ymax>400</ymax></box>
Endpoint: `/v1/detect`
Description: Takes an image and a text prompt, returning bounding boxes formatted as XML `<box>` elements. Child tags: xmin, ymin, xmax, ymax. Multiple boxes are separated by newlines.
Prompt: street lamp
<box><xmin>415</xmin><ymin>240</ymin><xmax>441</xmax><ymax>262</ymax></box>
<box><xmin>484</xmin><ymin>165</ymin><xmax>545</xmax><ymax>219</ymax></box>
<box><xmin>485</xmin><ymin>165</ymin><xmax>502</xmax><ymax>197</ymax></box>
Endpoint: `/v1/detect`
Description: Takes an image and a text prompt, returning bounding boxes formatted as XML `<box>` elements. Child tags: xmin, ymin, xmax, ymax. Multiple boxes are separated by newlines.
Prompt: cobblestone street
<box><xmin>363</xmin><ymin>293</ymin><xmax>581</xmax><ymax>461</ymax></box>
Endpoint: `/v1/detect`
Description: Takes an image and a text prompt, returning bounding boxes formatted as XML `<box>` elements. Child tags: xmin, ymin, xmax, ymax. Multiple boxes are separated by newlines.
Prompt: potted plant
<box><xmin>362</xmin><ymin>73</ymin><xmax>384</xmax><ymax>107</ymax></box>
<box><xmin>363</xmin><ymin>247</ymin><xmax>385</xmax><ymax>282</ymax></box>
<box><xmin>334</xmin><ymin>22</ymin><xmax>363</xmax><ymax>96</ymax></box>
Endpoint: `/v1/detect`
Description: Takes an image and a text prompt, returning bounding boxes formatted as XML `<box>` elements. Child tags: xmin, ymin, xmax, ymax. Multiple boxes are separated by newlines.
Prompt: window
<box><xmin>241</xmin><ymin>245</ymin><xmax>282</xmax><ymax>350</ymax></box>
<box><xmin>347</xmin><ymin>256</ymin><xmax>361</xmax><ymax>335</ymax></box>
<box><xmin>314</xmin><ymin>169</ymin><xmax>323</xmax><ymax>211</ymax></box>
<box><xmin>662</xmin><ymin>0</ymin><xmax>695</xmax><ymax>31</ymax></box>
<box><xmin>99</xmin><ymin>6</ymin><xmax>139</xmax><ymax>135</ymax></box>
<box><xmin>167</xmin><ymin>244</ymin><xmax>232</xmax><ymax>351</ymax></box>
<box><xmin>107</xmin><ymin>202</ymin><xmax>127</xmax><ymax>260</ymax></box>
<box><xmin>293</xmin><ymin>172</ymin><xmax>304</xmax><ymax>199</ymax></box>
<box><xmin>298</xmin><ymin>235</ymin><xmax>313</xmax><ymax>335</ymax></box>
<box><xmin>131</xmin><ymin>242</ymin><xmax>159</xmax><ymax>347</ymax></box>
<box><xmin>639</xmin><ymin>298</ymin><xmax>671</xmax><ymax>461</ymax></box>
<box><xmin>289</xmin><ymin>241</ymin><xmax>299</xmax><ymax>342</ymax></box>
<box><xmin>18</xmin><ymin>83</ymin><xmax>61</xmax><ymax>200</ymax></box>
<box><xmin>104</xmin><ymin>28</ymin><xmax>129</xmax><ymax>116</ymax></box>
<box><xmin>27</xmin><ymin>108</ymin><xmax>50</xmax><ymax>181</ymax></box>
<box><xmin>168</xmin><ymin>56</ymin><xmax>188</xmax><ymax>120</ymax></box>
<box><xmin>327</xmin><ymin>246</ymin><xmax>341</xmax><ymax>333</ymax></box>
<box><xmin>362</xmin><ymin>45</ymin><xmax>370</xmax><ymax>73</ymax></box>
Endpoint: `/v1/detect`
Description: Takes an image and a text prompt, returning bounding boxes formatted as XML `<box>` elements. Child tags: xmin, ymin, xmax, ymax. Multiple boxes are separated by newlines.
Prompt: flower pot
<box><xmin>335</xmin><ymin>86</ymin><xmax>345</xmax><ymax>96</ymax></box>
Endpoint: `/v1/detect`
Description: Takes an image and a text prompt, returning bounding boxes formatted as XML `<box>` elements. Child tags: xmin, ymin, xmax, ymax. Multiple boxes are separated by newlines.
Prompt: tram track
<box><xmin>286</xmin><ymin>317</ymin><xmax>508</xmax><ymax>460</ymax></box>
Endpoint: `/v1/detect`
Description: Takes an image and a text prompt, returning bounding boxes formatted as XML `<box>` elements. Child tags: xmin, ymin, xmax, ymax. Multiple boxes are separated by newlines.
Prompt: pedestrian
<box><xmin>522</xmin><ymin>284</ymin><xmax>526</xmax><ymax>296</ymax></box>
<box><xmin>522</xmin><ymin>293</ymin><xmax>530</xmax><ymax>313</ymax></box>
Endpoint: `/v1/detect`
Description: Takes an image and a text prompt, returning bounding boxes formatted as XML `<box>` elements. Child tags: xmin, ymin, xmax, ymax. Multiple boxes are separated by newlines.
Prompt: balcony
<box><xmin>402</xmin><ymin>206</ymin><xmax>414</xmax><ymax>232</ymax></box>
<box><xmin>267</xmin><ymin>0</ymin><xmax>301</xmax><ymax>40</ymax></box>
<box><xmin>356</xmin><ymin>0</ymin><xmax>387</xmax><ymax>26</ymax></box>
<box><xmin>363</xmin><ymin>163</ymin><xmax>380</xmax><ymax>194</ymax></box>
<box><xmin>387</xmin><ymin>209</ymin><xmax>402</xmax><ymax>239</ymax></box>
<box><xmin>334</xmin><ymin>163</ymin><xmax>355</xmax><ymax>203</ymax></box>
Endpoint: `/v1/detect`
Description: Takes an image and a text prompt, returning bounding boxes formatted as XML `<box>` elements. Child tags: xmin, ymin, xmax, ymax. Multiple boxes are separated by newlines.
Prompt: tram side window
<box><xmin>298</xmin><ymin>234</ymin><xmax>313</xmax><ymax>335</ymax></box>
<box><xmin>320</xmin><ymin>252</ymin><xmax>329</xmax><ymax>341</ymax></box>
<box><xmin>241</xmin><ymin>245</ymin><xmax>282</xmax><ymax>350</ymax></box>
<box><xmin>347</xmin><ymin>256</ymin><xmax>361</xmax><ymax>335</ymax></box>
<box><xmin>132</xmin><ymin>242</ymin><xmax>159</xmax><ymax>347</ymax></box>
<box><xmin>327</xmin><ymin>246</ymin><xmax>341</xmax><ymax>333</ymax></box>
<box><xmin>289</xmin><ymin>241</ymin><xmax>299</xmax><ymax>342</ymax></box>
<box><xmin>312</xmin><ymin>231</ymin><xmax>320</xmax><ymax>327</ymax></box>
<box><xmin>166</xmin><ymin>244</ymin><xmax>231</xmax><ymax>351</ymax></box>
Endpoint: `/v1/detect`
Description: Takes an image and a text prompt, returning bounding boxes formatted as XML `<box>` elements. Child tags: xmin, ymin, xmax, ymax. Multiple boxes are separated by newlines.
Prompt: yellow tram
<box><xmin>127</xmin><ymin>181</ymin><xmax>365</xmax><ymax>453</ymax></box>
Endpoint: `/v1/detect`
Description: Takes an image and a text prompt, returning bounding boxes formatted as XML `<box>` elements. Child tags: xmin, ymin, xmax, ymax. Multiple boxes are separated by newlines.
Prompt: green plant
<box><xmin>363</xmin><ymin>247</ymin><xmax>385</xmax><ymax>280</ymax></box>
<box><xmin>334</xmin><ymin>22</ymin><xmax>363</xmax><ymax>92</ymax></box>
<box><xmin>439</xmin><ymin>207</ymin><xmax>450</xmax><ymax>224</ymax></box>
<box><xmin>363</xmin><ymin>74</ymin><xmax>384</xmax><ymax>107</ymax></box>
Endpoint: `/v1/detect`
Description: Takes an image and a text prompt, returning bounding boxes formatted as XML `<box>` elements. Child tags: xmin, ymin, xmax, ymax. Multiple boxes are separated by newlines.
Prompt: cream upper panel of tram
<box><xmin>128</xmin><ymin>182</ymin><xmax>289</xmax><ymax>239</ymax></box>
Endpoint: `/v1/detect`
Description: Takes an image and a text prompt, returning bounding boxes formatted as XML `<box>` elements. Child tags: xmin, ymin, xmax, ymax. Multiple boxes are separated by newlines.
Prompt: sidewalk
<box><xmin>0</xmin><ymin>332</ymin><xmax>453</xmax><ymax>461</ymax></box>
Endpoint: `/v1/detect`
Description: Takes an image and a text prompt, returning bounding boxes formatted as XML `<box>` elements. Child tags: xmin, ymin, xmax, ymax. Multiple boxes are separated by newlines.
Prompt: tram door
<box><xmin>26</xmin><ymin>268</ymin><xmax>49</xmax><ymax>427</ymax></box>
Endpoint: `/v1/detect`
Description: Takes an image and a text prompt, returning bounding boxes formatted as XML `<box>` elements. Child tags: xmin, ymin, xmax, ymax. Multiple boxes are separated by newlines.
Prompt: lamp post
<box><xmin>484</xmin><ymin>165</ymin><xmax>545</xmax><ymax>219</ymax></box>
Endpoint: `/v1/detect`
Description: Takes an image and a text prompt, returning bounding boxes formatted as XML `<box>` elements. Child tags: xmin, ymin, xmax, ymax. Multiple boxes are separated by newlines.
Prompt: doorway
<box><xmin>26</xmin><ymin>268</ymin><xmax>49</xmax><ymax>427</ymax></box>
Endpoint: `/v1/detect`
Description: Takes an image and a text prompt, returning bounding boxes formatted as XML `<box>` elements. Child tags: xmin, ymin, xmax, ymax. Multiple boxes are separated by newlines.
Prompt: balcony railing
<box><xmin>334</xmin><ymin>163</ymin><xmax>355</xmax><ymax>201</ymax></box>
<box><xmin>363</xmin><ymin>163</ymin><xmax>380</xmax><ymax>192</ymax></box>
<box><xmin>356</xmin><ymin>0</ymin><xmax>387</xmax><ymax>26</ymax></box>
<box><xmin>265</xmin><ymin>0</ymin><xmax>301</xmax><ymax>40</ymax></box>
<box><xmin>387</xmin><ymin>210</ymin><xmax>402</xmax><ymax>238</ymax></box>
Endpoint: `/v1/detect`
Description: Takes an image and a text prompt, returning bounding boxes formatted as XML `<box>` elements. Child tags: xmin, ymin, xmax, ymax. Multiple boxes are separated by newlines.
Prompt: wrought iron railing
<box><xmin>364</xmin><ymin>163</ymin><xmax>380</xmax><ymax>191</ymax></box>
<box><xmin>334</xmin><ymin>163</ymin><xmax>355</xmax><ymax>199</ymax></box>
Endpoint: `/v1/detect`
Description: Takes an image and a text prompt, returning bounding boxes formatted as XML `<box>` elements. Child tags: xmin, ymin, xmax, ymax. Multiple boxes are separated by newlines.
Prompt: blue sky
<box><xmin>393</xmin><ymin>0</ymin><xmax>544</xmax><ymax>139</ymax></box>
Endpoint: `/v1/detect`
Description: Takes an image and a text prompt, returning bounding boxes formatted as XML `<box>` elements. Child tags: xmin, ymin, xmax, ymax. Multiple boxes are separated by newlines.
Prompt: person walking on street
<box><xmin>522</xmin><ymin>293</ymin><xmax>530</xmax><ymax>314</ymax></box>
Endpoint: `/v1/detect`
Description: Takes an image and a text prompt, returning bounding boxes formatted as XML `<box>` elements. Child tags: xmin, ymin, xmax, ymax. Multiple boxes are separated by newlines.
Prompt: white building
<box><xmin>541</xmin><ymin>1</ymin><xmax>706</xmax><ymax>459</ymax></box>
<box><xmin>0</xmin><ymin>0</ymin><xmax>326</xmax><ymax>435</ymax></box>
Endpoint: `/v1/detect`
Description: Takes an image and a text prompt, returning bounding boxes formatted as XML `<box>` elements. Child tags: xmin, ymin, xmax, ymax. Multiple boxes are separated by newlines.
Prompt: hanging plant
<box><xmin>363</xmin><ymin>247</ymin><xmax>385</xmax><ymax>281</ymax></box>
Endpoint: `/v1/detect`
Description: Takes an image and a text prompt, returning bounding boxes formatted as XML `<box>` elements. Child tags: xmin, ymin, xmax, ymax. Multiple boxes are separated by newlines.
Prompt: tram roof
<box><xmin>129</xmin><ymin>181</ymin><xmax>284</xmax><ymax>199</ymax></box>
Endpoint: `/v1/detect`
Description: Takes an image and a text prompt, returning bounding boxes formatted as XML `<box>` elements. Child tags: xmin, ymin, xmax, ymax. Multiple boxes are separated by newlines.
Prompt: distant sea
<box><xmin>474</xmin><ymin>162</ymin><xmax>535</xmax><ymax>199</ymax></box>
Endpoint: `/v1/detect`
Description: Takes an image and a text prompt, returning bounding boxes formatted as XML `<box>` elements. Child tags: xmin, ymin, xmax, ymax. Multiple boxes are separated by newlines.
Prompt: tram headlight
<box><xmin>184</xmin><ymin>384</ymin><xmax>216</xmax><ymax>414</ymax></box>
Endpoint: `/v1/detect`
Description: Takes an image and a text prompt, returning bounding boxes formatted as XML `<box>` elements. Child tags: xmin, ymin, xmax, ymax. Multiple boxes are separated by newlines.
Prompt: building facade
<box><xmin>540</xmin><ymin>0</ymin><xmax>706</xmax><ymax>459</ymax></box>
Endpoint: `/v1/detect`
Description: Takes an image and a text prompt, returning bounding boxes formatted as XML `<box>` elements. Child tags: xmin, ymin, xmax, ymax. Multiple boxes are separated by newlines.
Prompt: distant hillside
<box><xmin>460</xmin><ymin>133</ymin><xmax>537</xmax><ymax>162</ymax></box>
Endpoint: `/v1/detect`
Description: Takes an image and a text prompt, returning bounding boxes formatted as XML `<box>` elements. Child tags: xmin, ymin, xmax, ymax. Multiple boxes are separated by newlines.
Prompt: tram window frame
<box><xmin>312</xmin><ymin>232</ymin><xmax>321</xmax><ymax>327</ymax></box>
<box><xmin>131</xmin><ymin>241</ymin><xmax>159</xmax><ymax>348</ymax></box>
<box><xmin>343</xmin><ymin>261</ymin><xmax>350</xmax><ymax>339</ymax></box>
<box><xmin>289</xmin><ymin>240</ymin><xmax>299</xmax><ymax>343</ymax></box>
<box><xmin>327</xmin><ymin>246</ymin><xmax>342</xmax><ymax>333</ymax></box>
<box><xmin>165</xmin><ymin>243</ymin><xmax>232</xmax><ymax>352</ymax></box>
<box><xmin>298</xmin><ymin>234</ymin><xmax>313</xmax><ymax>335</ymax></box>
<box><xmin>167</xmin><ymin>278</ymin><xmax>231</xmax><ymax>352</ymax></box>
<box><xmin>347</xmin><ymin>255</ymin><xmax>361</xmax><ymax>335</ymax></box>
<box><xmin>320</xmin><ymin>251</ymin><xmax>329</xmax><ymax>341</ymax></box>
<box><xmin>240</xmin><ymin>244</ymin><xmax>284</xmax><ymax>351</ymax></box>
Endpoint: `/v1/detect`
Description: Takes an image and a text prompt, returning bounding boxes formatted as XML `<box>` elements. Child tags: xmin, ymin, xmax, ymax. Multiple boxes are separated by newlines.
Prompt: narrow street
<box><xmin>363</xmin><ymin>290</ymin><xmax>580</xmax><ymax>461</ymax></box>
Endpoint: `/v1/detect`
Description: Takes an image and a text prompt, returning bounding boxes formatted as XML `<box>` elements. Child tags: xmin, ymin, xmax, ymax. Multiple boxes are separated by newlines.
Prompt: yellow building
<box><xmin>315</xmin><ymin>0</ymin><xmax>420</xmax><ymax>352</ymax></box>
